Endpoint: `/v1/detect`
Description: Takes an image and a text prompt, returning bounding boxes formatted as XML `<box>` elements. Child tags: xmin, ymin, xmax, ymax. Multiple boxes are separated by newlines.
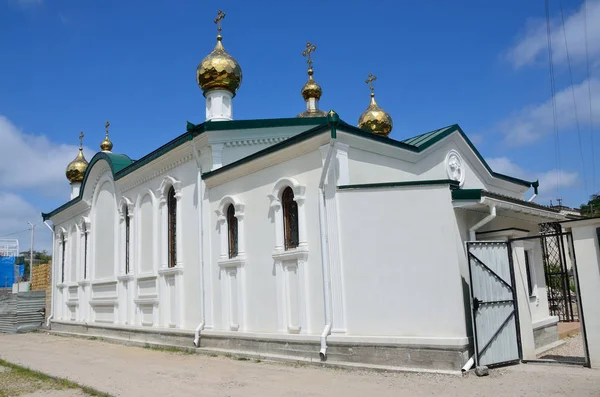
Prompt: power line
<box><xmin>559</xmin><ymin>0</ymin><xmax>589</xmax><ymax>197</ymax></box>
<box><xmin>583</xmin><ymin>0</ymin><xmax>597</xmax><ymax>193</ymax></box>
<box><xmin>0</xmin><ymin>221</ymin><xmax>43</xmax><ymax>239</ymax></box>
<box><xmin>545</xmin><ymin>0</ymin><xmax>561</xmax><ymax>198</ymax></box>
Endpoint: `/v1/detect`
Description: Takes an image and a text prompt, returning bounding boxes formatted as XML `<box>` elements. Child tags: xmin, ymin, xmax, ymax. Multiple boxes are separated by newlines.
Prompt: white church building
<box><xmin>43</xmin><ymin>12</ymin><xmax>568</xmax><ymax>372</ymax></box>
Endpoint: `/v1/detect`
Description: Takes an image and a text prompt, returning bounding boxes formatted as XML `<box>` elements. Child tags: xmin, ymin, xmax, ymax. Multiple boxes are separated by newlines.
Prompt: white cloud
<box><xmin>0</xmin><ymin>115</ymin><xmax>93</xmax><ymax>196</ymax></box>
<box><xmin>506</xmin><ymin>0</ymin><xmax>600</xmax><ymax>69</ymax></box>
<box><xmin>0</xmin><ymin>192</ymin><xmax>52</xmax><ymax>252</ymax></box>
<box><xmin>487</xmin><ymin>156</ymin><xmax>579</xmax><ymax>201</ymax></box>
<box><xmin>497</xmin><ymin>77</ymin><xmax>600</xmax><ymax>146</ymax></box>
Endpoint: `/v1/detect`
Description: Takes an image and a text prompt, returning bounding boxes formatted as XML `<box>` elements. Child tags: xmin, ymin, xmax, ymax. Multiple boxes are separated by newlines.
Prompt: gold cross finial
<box><xmin>79</xmin><ymin>131</ymin><xmax>84</xmax><ymax>149</ymax></box>
<box><xmin>302</xmin><ymin>42</ymin><xmax>317</xmax><ymax>70</ymax></box>
<box><xmin>214</xmin><ymin>10</ymin><xmax>226</xmax><ymax>35</ymax></box>
<box><xmin>105</xmin><ymin>120</ymin><xmax>110</xmax><ymax>136</ymax></box>
<box><xmin>366</xmin><ymin>73</ymin><xmax>377</xmax><ymax>94</ymax></box>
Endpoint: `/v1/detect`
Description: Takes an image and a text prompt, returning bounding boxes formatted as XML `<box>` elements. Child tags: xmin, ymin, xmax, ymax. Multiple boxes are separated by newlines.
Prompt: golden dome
<box><xmin>196</xmin><ymin>35</ymin><xmax>242</xmax><ymax>96</ymax></box>
<box><xmin>66</xmin><ymin>133</ymin><xmax>88</xmax><ymax>183</ymax></box>
<box><xmin>358</xmin><ymin>93</ymin><xmax>393</xmax><ymax>136</ymax></box>
<box><xmin>301</xmin><ymin>68</ymin><xmax>322</xmax><ymax>100</ymax></box>
<box><xmin>100</xmin><ymin>135</ymin><xmax>113</xmax><ymax>152</ymax></box>
<box><xmin>100</xmin><ymin>121</ymin><xmax>113</xmax><ymax>152</ymax></box>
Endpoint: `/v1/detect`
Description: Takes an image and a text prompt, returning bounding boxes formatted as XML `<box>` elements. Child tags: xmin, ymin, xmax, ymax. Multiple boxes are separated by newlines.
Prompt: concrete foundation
<box><xmin>49</xmin><ymin>321</ymin><xmax>469</xmax><ymax>372</ymax></box>
<box><xmin>533</xmin><ymin>321</ymin><xmax>559</xmax><ymax>351</ymax></box>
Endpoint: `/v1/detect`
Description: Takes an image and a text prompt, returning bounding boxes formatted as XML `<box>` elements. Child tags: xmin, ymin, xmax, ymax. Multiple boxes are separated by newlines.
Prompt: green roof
<box><xmin>42</xmin><ymin>152</ymin><xmax>134</xmax><ymax>221</ymax></box>
<box><xmin>43</xmin><ymin>116</ymin><xmax>537</xmax><ymax>222</ymax></box>
<box><xmin>452</xmin><ymin>189</ymin><xmax>558</xmax><ymax>213</ymax></box>
<box><xmin>42</xmin><ymin>117</ymin><xmax>325</xmax><ymax>221</ymax></box>
<box><xmin>401</xmin><ymin>126</ymin><xmax>455</xmax><ymax>147</ymax></box>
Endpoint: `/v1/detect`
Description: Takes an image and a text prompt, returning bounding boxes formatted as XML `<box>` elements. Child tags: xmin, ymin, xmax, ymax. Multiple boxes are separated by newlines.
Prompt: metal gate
<box><xmin>539</xmin><ymin>223</ymin><xmax>578</xmax><ymax>322</ymax></box>
<box><xmin>468</xmin><ymin>241</ymin><xmax>521</xmax><ymax>367</ymax></box>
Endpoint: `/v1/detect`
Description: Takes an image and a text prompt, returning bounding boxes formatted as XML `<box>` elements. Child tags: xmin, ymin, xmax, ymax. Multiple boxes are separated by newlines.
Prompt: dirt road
<box><xmin>0</xmin><ymin>333</ymin><xmax>598</xmax><ymax>396</ymax></box>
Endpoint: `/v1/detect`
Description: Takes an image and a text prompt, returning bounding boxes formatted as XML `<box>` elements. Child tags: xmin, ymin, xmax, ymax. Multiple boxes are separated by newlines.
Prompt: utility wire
<box><xmin>545</xmin><ymin>0</ymin><xmax>562</xmax><ymax>199</ymax></box>
<box><xmin>0</xmin><ymin>222</ymin><xmax>42</xmax><ymax>239</ymax></box>
<box><xmin>583</xmin><ymin>0</ymin><xmax>597</xmax><ymax>194</ymax></box>
<box><xmin>559</xmin><ymin>0</ymin><xmax>589</xmax><ymax>197</ymax></box>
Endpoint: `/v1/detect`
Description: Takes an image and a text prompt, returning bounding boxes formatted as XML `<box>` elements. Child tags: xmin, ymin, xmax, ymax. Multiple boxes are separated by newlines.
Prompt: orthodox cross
<box><xmin>79</xmin><ymin>131</ymin><xmax>84</xmax><ymax>149</ymax></box>
<box><xmin>214</xmin><ymin>10</ymin><xmax>226</xmax><ymax>34</ymax></box>
<box><xmin>302</xmin><ymin>42</ymin><xmax>317</xmax><ymax>69</ymax></box>
<box><xmin>105</xmin><ymin>121</ymin><xmax>110</xmax><ymax>136</ymax></box>
<box><xmin>366</xmin><ymin>73</ymin><xmax>377</xmax><ymax>94</ymax></box>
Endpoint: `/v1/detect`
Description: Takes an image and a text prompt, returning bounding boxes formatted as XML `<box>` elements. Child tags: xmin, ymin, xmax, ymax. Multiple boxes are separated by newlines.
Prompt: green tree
<box><xmin>580</xmin><ymin>193</ymin><xmax>600</xmax><ymax>217</ymax></box>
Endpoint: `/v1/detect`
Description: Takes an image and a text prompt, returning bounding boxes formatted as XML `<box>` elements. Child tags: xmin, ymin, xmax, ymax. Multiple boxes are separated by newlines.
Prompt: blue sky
<box><xmin>1</xmin><ymin>0</ymin><xmax>599</xmax><ymax>251</ymax></box>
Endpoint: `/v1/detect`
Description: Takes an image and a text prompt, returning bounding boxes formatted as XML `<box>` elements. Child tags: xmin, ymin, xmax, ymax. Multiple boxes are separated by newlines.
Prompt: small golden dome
<box><xmin>301</xmin><ymin>68</ymin><xmax>322</xmax><ymax>101</ymax></box>
<box><xmin>100</xmin><ymin>135</ymin><xmax>113</xmax><ymax>152</ymax></box>
<box><xmin>197</xmin><ymin>35</ymin><xmax>242</xmax><ymax>96</ymax></box>
<box><xmin>358</xmin><ymin>93</ymin><xmax>393</xmax><ymax>136</ymax></box>
<box><xmin>66</xmin><ymin>133</ymin><xmax>88</xmax><ymax>183</ymax></box>
<box><xmin>100</xmin><ymin>121</ymin><xmax>113</xmax><ymax>152</ymax></box>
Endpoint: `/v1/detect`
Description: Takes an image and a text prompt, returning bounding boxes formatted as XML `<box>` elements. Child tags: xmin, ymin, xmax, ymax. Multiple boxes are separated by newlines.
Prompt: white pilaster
<box><xmin>320</xmin><ymin>144</ymin><xmax>346</xmax><ymax>333</ymax></box>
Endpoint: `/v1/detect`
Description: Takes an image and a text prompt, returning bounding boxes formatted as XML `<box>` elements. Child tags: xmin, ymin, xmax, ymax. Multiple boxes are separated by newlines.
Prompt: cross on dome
<box><xmin>302</xmin><ymin>42</ymin><xmax>317</xmax><ymax>70</ymax></box>
<box><xmin>366</xmin><ymin>73</ymin><xmax>377</xmax><ymax>95</ymax></box>
<box><xmin>214</xmin><ymin>10</ymin><xmax>226</xmax><ymax>36</ymax></box>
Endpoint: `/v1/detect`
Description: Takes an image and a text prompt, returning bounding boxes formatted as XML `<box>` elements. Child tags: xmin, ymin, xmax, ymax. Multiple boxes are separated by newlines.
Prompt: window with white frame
<box><xmin>269</xmin><ymin>178</ymin><xmax>306</xmax><ymax>253</ymax></box>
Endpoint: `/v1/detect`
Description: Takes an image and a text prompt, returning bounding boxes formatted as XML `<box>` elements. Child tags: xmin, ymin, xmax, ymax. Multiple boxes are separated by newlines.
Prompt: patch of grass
<box><xmin>254</xmin><ymin>359</ymin><xmax>262</xmax><ymax>363</ymax></box>
<box><xmin>0</xmin><ymin>359</ymin><xmax>110</xmax><ymax>396</ymax></box>
<box><xmin>88</xmin><ymin>336</ymin><xmax>100</xmax><ymax>341</ymax></box>
<box><xmin>236</xmin><ymin>357</ymin><xmax>250</xmax><ymax>361</ymax></box>
<box><xmin>224</xmin><ymin>353</ymin><xmax>233</xmax><ymax>358</ymax></box>
<box><xmin>143</xmin><ymin>344</ymin><xmax>193</xmax><ymax>355</ymax></box>
<box><xmin>208</xmin><ymin>353</ymin><xmax>218</xmax><ymax>357</ymax></box>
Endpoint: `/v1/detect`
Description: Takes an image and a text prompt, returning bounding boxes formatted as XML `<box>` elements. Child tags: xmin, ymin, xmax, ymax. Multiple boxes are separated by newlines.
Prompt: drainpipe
<box><xmin>527</xmin><ymin>180</ymin><xmax>539</xmax><ymax>202</ymax></box>
<box><xmin>469</xmin><ymin>202</ymin><xmax>496</xmax><ymax>241</ymax></box>
<box><xmin>43</xmin><ymin>220</ymin><xmax>54</xmax><ymax>328</ymax></box>
<box><xmin>190</xmin><ymin>139</ymin><xmax>205</xmax><ymax>347</ymax></box>
<box><xmin>318</xmin><ymin>111</ymin><xmax>339</xmax><ymax>361</ymax></box>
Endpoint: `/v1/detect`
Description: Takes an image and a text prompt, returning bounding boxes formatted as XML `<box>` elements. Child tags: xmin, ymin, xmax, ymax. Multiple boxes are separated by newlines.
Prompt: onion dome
<box><xmin>66</xmin><ymin>132</ymin><xmax>88</xmax><ymax>183</ymax></box>
<box><xmin>196</xmin><ymin>10</ymin><xmax>242</xmax><ymax>97</ymax></box>
<box><xmin>297</xmin><ymin>42</ymin><xmax>327</xmax><ymax>118</ymax></box>
<box><xmin>100</xmin><ymin>120</ymin><xmax>113</xmax><ymax>152</ymax></box>
<box><xmin>358</xmin><ymin>73</ymin><xmax>393</xmax><ymax>137</ymax></box>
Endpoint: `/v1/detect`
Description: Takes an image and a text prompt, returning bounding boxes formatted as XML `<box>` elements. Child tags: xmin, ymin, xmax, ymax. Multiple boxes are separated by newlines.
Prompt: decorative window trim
<box><xmin>157</xmin><ymin>176</ymin><xmax>182</xmax><ymax>201</ymax></box>
<box><xmin>268</xmin><ymin>177</ymin><xmax>307</xmax><ymax>252</ymax></box>
<box><xmin>216</xmin><ymin>195</ymin><xmax>246</xmax><ymax>260</ymax></box>
<box><xmin>118</xmin><ymin>197</ymin><xmax>134</xmax><ymax>221</ymax></box>
<box><xmin>156</xmin><ymin>176</ymin><xmax>183</xmax><ymax>269</ymax></box>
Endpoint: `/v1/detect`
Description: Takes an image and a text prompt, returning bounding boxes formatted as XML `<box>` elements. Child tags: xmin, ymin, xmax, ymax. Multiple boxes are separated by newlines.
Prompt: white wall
<box><xmin>347</xmin><ymin>136</ymin><xmax>523</xmax><ymax>198</ymax></box>
<box><xmin>337</xmin><ymin>185</ymin><xmax>468</xmax><ymax>339</ymax></box>
<box><xmin>93</xmin><ymin>181</ymin><xmax>116</xmax><ymax>280</ymax></box>
<box><xmin>207</xmin><ymin>149</ymin><xmax>325</xmax><ymax>334</ymax></box>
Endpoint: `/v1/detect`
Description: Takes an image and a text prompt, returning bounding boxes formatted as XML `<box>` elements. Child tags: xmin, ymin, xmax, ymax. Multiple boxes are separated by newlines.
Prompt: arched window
<box><xmin>83</xmin><ymin>223</ymin><xmax>88</xmax><ymax>279</ymax></box>
<box><xmin>61</xmin><ymin>233</ymin><xmax>66</xmax><ymax>283</ymax></box>
<box><xmin>227</xmin><ymin>204</ymin><xmax>238</xmax><ymax>258</ymax></box>
<box><xmin>282</xmin><ymin>187</ymin><xmax>299</xmax><ymax>250</ymax></box>
<box><xmin>124</xmin><ymin>206</ymin><xmax>130</xmax><ymax>274</ymax></box>
<box><xmin>167</xmin><ymin>186</ymin><xmax>177</xmax><ymax>268</ymax></box>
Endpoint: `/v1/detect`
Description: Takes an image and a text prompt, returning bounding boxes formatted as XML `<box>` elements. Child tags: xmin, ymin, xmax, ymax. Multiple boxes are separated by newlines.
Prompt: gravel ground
<box><xmin>1</xmin><ymin>333</ymin><xmax>600</xmax><ymax>397</ymax></box>
<box><xmin>540</xmin><ymin>333</ymin><xmax>586</xmax><ymax>364</ymax></box>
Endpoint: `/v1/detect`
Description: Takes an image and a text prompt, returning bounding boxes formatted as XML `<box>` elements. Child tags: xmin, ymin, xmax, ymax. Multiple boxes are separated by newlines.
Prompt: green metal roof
<box><xmin>42</xmin><ymin>117</ymin><xmax>326</xmax><ymax>221</ymax></box>
<box><xmin>452</xmin><ymin>189</ymin><xmax>558</xmax><ymax>213</ymax></box>
<box><xmin>43</xmin><ymin>116</ymin><xmax>538</xmax><ymax>222</ymax></box>
<box><xmin>401</xmin><ymin>126</ymin><xmax>455</xmax><ymax>147</ymax></box>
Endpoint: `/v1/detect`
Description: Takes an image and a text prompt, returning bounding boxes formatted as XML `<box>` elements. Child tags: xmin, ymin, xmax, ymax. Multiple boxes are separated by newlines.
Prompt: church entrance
<box><xmin>509</xmin><ymin>227</ymin><xmax>590</xmax><ymax>367</ymax></box>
